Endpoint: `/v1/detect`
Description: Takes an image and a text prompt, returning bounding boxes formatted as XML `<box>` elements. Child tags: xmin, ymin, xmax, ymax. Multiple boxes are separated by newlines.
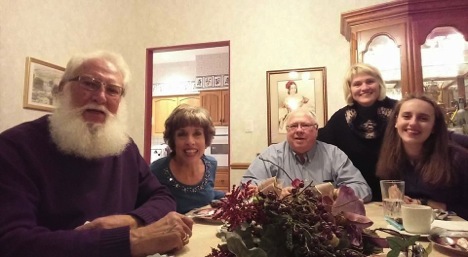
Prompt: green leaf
<box><xmin>225</xmin><ymin>232</ymin><xmax>268</xmax><ymax>257</ymax></box>
<box><xmin>257</xmin><ymin>224</ymin><xmax>290</xmax><ymax>257</ymax></box>
<box><xmin>424</xmin><ymin>243</ymin><xmax>432</xmax><ymax>257</ymax></box>
<box><xmin>406</xmin><ymin>235</ymin><xmax>419</xmax><ymax>246</ymax></box>
<box><xmin>233</xmin><ymin>227</ymin><xmax>256</xmax><ymax>249</ymax></box>
<box><xmin>225</xmin><ymin>232</ymin><xmax>249</xmax><ymax>256</ymax></box>
<box><xmin>244</xmin><ymin>248</ymin><xmax>268</xmax><ymax>257</ymax></box>
<box><xmin>387</xmin><ymin>248</ymin><xmax>402</xmax><ymax>257</ymax></box>
<box><xmin>387</xmin><ymin>237</ymin><xmax>406</xmax><ymax>249</ymax></box>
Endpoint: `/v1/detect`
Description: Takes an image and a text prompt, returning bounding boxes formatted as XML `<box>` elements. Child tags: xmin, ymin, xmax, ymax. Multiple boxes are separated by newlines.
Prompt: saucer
<box><xmin>386</xmin><ymin>225</ymin><xmax>430</xmax><ymax>237</ymax></box>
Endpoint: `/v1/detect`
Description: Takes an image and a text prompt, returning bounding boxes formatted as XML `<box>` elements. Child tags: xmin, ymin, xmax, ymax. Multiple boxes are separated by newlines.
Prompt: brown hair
<box><xmin>163</xmin><ymin>104</ymin><xmax>215</xmax><ymax>156</ymax></box>
<box><xmin>285</xmin><ymin>81</ymin><xmax>298</xmax><ymax>95</ymax></box>
<box><xmin>376</xmin><ymin>94</ymin><xmax>456</xmax><ymax>186</ymax></box>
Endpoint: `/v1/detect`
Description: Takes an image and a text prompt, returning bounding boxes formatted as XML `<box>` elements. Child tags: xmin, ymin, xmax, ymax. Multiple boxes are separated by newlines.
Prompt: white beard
<box><xmin>49</xmin><ymin>89</ymin><xmax>130</xmax><ymax>159</ymax></box>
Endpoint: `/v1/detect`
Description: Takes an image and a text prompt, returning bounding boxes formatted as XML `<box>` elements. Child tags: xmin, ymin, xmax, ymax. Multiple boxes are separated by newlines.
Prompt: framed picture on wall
<box><xmin>23</xmin><ymin>57</ymin><xmax>65</xmax><ymax>112</ymax></box>
<box><xmin>266</xmin><ymin>67</ymin><xmax>327</xmax><ymax>145</ymax></box>
<box><xmin>204</xmin><ymin>76</ymin><xmax>214</xmax><ymax>88</ymax></box>
<box><xmin>214</xmin><ymin>75</ymin><xmax>222</xmax><ymax>87</ymax></box>
<box><xmin>223</xmin><ymin>74</ymin><xmax>229</xmax><ymax>86</ymax></box>
<box><xmin>195</xmin><ymin>76</ymin><xmax>204</xmax><ymax>89</ymax></box>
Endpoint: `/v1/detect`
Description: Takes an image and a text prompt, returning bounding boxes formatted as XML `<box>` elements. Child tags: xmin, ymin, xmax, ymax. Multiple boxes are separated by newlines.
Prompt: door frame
<box><xmin>144</xmin><ymin>41</ymin><xmax>230</xmax><ymax>163</ymax></box>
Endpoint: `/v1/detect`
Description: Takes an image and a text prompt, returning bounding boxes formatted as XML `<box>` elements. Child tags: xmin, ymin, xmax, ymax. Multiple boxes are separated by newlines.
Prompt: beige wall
<box><xmin>0</xmin><ymin>0</ymin><xmax>393</xmax><ymax>165</ymax></box>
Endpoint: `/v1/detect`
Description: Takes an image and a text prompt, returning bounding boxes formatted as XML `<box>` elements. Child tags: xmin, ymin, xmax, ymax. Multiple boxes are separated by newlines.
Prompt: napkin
<box><xmin>432</xmin><ymin>220</ymin><xmax>468</xmax><ymax>232</ymax></box>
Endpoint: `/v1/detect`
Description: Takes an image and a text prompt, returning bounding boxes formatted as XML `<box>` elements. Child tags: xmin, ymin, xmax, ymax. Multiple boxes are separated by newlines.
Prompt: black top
<box><xmin>317</xmin><ymin>97</ymin><xmax>397</xmax><ymax>201</ymax></box>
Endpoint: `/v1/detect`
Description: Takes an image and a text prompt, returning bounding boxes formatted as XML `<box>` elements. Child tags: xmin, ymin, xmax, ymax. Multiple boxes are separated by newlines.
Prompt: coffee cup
<box><xmin>401</xmin><ymin>204</ymin><xmax>434</xmax><ymax>234</ymax></box>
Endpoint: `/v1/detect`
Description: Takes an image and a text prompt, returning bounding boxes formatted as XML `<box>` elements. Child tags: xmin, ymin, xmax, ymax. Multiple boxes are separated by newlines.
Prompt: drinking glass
<box><xmin>380</xmin><ymin>180</ymin><xmax>405</xmax><ymax>220</ymax></box>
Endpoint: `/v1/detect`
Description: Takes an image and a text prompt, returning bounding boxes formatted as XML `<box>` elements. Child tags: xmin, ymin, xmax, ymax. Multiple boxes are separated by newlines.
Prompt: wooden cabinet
<box><xmin>200</xmin><ymin>89</ymin><xmax>229</xmax><ymax>126</ymax></box>
<box><xmin>341</xmin><ymin>0</ymin><xmax>468</xmax><ymax>102</ymax></box>
<box><xmin>152</xmin><ymin>95</ymin><xmax>200</xmax><ymax>135</ymax></box>
<box><xmin>214</xmin><ymin>166</ymin><xmax>230</xmax><ymax>192</ymax></box>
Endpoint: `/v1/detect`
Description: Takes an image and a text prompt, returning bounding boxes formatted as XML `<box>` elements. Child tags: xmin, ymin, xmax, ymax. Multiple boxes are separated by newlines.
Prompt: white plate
<box><xmin>189</xmin><ymin>208</ymin><xmax>223</xmax><ymax>224</ymax></box>
<box><xmin>191</xmin><ymin>208</ymin><xmax>216</xmax><ymax>217</ymax></box>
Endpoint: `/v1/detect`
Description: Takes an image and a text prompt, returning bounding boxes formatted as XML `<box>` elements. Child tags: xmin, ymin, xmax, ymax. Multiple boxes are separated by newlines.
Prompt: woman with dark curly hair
<box><xmin>376</xmin><ymin>94</ymin><xmax>468</xmax><ymax>219</ymax></box>
<box><xmin>150</xmin><ymin>104</ymin><xmax>225</xmax><ymax>213</ymax></box>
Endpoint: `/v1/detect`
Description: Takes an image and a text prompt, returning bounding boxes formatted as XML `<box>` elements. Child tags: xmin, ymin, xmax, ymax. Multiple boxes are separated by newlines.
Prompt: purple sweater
<box><xmin>0</xmin><ymin>115</ymin><xmax>176</xmax><ymax>257</ymax></box>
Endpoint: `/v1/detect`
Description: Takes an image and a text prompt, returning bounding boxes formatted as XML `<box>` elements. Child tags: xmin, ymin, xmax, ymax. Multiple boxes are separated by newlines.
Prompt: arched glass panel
<box><xmin>421</xmin><ymin>26</ymin><xmax>468</xmax><ymax>131</ymax></box>
<box><xmin>363</xmin><ymin>35</ymin><xmax>402</xmax><ymax>100</ymax></box>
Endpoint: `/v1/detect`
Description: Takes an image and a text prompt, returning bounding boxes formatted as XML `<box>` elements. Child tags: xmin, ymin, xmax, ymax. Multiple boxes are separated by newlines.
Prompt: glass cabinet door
<box><xmin>421</xmin><ymin>26</ymin><xmax>468</xmax><ymax>129</ymax></box>
<box><xmin>363</xmin><ymin>34</ymin><xmax>402</xmax><ymax>100</ymax></box>
<box><xmin>341</xmin><ymin>0</ymin><xmax>468</xmax><ymax>102</ymax></box>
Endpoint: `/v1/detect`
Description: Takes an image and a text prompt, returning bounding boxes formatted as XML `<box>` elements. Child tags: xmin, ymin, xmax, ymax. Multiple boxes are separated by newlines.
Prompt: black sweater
<box><xmin>317</xmin><ymin>97</ymin><xmax>397</xmax><ymax>201</ymax></box>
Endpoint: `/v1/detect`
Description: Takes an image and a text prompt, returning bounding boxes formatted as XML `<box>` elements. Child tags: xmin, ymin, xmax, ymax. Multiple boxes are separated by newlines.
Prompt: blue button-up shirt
<box><xmin>241</xmin><ymin>140</ymin><xmax>372</xmax><ymax>202</ymax></box>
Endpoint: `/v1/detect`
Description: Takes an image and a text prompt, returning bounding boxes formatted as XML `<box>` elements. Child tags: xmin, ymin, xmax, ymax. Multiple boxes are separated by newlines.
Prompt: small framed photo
<box><xmin>23</xmin><ymin>57</ymin><xmax>65</xmax><ymax>112</ymax></box>
<box><xmin>214</xmin><ymin>75</ymin><xmax>222</xmax><ymax>87</ymax></box>
<box><xmin>195</xmin><ymin>76</ymin><xmax>204</xmax><ymax>89</ymax></box>
<box><xmin>204</xmin><ymin>76</ymin><xmax>214</xmax><ymax>88</ymax></box>
<box><xmin>223</xmin><ymin>74</ymin><xmax>229</xmax><ymax>86</ymax></box>
<box><xmin>267</xmin><ymin>67</ymin><xmax>327</xmax><ymax>145</ymax></box>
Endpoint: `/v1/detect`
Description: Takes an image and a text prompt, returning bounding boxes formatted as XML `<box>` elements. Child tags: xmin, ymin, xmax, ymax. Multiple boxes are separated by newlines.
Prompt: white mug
<box><xmin>401</xmin><ymin>204</ymin><xmax>434</xmax><ymax>234</ymax></box>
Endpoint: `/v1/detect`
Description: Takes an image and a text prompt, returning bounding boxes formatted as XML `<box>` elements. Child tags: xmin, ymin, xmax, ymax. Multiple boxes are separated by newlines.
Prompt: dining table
<box><xmin>171</xmin><ymin>202</ymin><xmax>467</xmax><ymax>257</ymax></box>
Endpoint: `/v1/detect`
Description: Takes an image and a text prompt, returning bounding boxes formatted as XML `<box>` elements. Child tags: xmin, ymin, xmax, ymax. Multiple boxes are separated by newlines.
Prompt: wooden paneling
<box><xmin>214</xmin><ymin>166</ymin><xmax>230</xmax><ymax>192</ymax></box>
<box><xmin>152</xmin><ymin>95</ymin><xmax>200</xmax><ymax>135</ymax></box>
<box><xmin>200</xmin><ymin>89</ymin><xmax>229</xmax><ymax>126</ymax></box>
<box><xmin>341</xmin><ymin>0</ymin><xmax>468</xmax><ymax>96</ymax></box>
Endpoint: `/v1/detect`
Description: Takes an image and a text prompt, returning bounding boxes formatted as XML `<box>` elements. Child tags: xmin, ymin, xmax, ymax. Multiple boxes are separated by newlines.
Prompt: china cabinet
<box><xmin>341</xmin><ymin>0</ymin><xmax>468</xmax><ymax>110</ymax></box>
<box><xmin>200</xmin><ymin>89</ymin><xmax>229</xmax><ymax>126</ymax></box>
<box><xmin>152</xmin><ymin>95</ymin><xmax>200</xmax><ymax>135</ymax></box>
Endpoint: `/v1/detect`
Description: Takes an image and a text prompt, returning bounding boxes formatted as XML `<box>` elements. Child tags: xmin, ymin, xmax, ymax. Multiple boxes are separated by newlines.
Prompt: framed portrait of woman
<box><xmin>266</xmin><ymin>67</ymin><xmax>327</xmax><ymax>145</ymax></box>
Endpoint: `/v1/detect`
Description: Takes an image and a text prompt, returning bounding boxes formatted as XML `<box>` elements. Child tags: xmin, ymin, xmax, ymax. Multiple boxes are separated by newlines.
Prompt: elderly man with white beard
<box><xmin>0</xmin><ymin>51</ymin><xmax>193</xmax><ymax>257</ymax></box>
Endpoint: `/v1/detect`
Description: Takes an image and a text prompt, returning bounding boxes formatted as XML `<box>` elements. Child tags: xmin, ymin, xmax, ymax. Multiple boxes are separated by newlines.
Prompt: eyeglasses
<box><xmin>69</xmin><ymin>76</ymin><xmax>124</xmax><ymax>97</ymax></box>
<box><xmin>286</xmin><ymin>123</ymin><xmax>318</xmax><ymax>131</ymax></box>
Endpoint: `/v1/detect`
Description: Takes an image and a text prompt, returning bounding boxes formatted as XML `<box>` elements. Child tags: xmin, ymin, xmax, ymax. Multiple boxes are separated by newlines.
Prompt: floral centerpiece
<box><xmin>206</xmin><ymin>179</ymin><xmax>381</xmax><ymax>257</ymax></box>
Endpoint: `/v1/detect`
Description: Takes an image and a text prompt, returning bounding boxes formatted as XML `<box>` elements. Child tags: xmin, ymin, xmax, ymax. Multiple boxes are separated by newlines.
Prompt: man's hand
<box><xmin>129</xmin><ymin>211</ymin><xmax>193</xmax><ymax>257</ymax></box>
<box><xmin>75</xmin><ymin>214</ymin><xmax>141</xmax><ymax>230</ymax></box>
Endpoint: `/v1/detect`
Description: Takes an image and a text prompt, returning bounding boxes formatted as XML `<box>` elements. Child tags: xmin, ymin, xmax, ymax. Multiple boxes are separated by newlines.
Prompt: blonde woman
<box><xmin>317</xmin><ymin>63</ymin><xmax>396</xmax><ymax>201</ymax></box>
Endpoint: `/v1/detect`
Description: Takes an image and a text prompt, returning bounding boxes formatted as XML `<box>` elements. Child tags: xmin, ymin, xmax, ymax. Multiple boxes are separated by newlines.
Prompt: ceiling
<box><xmin>153</xmin><ymin>46</ymin><xmax>228</xmax><ymax>64</ymax></box>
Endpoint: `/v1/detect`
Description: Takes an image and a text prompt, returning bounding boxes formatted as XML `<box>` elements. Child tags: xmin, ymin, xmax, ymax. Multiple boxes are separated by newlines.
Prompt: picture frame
<box><xmin>266</xmin><ymin>67</ymin><xmax>327</xmax><ymax>145</ymax></box>
<box><xmin>204</xmin><ymin>75</ymin><xmax>214</xmax><ymax>88</ymax></box>
<box><xmin>214</xmin><ymin>75</ymin><xmax>222</xmax><ymax>87</ymax></box>
<box><xmin>223</xmin><ymin>74</ymin><xmax>229</xmax><ymax>86</ymax></box>
<box><xmin>195</xmin><ymin>76</ymin><xmax>204</xmax><ymax>89</ymax></box>
<box><xmin>23</xmin><ymin>57</ymin><xmax>65</xmax><ymax>112</ymax></box>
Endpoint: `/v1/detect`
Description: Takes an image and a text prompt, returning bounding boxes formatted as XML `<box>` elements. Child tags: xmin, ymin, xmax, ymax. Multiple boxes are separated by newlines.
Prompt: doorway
<box><xmin>143</xmin><ymin>41</ymin><xmax>230</xmax><ymax>178</ymax></box>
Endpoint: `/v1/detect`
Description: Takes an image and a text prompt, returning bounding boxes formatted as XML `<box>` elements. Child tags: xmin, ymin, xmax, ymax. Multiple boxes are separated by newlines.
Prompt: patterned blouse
<box><xmin>150</xmin><ymin>155</ymin><xmax>225</xmax><ymax>214</ymax></box>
